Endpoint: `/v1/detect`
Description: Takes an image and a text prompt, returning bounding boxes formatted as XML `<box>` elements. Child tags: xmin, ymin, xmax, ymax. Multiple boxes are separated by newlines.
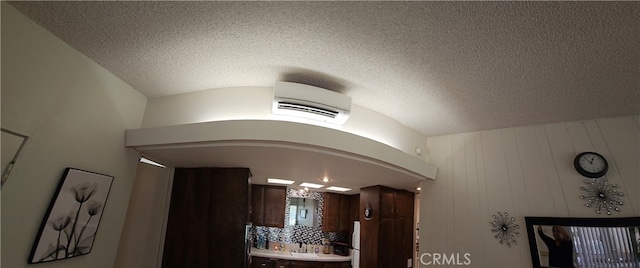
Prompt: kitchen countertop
<box><xmin>250</xmin><ymin>248</ymin><xmax>352</xmax><ymax>262</ymax></box>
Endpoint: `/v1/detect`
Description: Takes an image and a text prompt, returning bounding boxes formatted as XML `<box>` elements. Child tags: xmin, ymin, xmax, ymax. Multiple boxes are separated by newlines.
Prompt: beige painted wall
<box><xmin>419</xmin><ymin>116</ymin><xmax>640</xmax><ymax>267</ymax></box>
<box><xmin>1</xmin><ymin>3</ymin><xmax>147</xmax><ymax>268</ymax></box>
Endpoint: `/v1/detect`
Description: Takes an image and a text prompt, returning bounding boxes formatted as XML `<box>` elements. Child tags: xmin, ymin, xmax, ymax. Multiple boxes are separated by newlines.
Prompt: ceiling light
<box><xmin>416</xmin><ymin>187</ymin><xmax>421</xmax><ymax>191</ymax></box>
<box><xmin>322</xmin><ymin>177</ymin><xmax>330</xmax><ymax>182</ymax></box>
<box><xmin>139</xmin><ymin>156</ymin><xmax>166</xmax><ymax>168</ymax></box>
<box><xmin>326</xmin><ymin>186</ymin><xmax>351</xmax><ymax>192</ymax></box>
<box><xmin>304</xmin><ymin>187</ymin><xmax>309</xmax><ymax>191</ymax></box>
<box><xmin>300</xmin><ymin>182</ymin><xmax>323</xmax><ymax>189</ymax></box>
<box><xmin>267</xmin><ymin>178</ymin><xmax>295</xmax><ymax>185</ymax></box>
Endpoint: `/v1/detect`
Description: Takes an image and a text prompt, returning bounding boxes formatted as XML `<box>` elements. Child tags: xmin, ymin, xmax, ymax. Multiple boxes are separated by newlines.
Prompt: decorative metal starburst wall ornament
<box><xmin>490</xmin><ymin>212</ymin><xmax>520</xmax><ymax>247</ymax></box>
<box><xmin>580</xmin><ymin>177</ymin><xmax>624</xmax><ymax>215</ymax></box>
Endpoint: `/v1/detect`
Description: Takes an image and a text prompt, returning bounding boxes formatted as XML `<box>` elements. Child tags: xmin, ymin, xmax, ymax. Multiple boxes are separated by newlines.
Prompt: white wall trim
<box><xmin>125</xmin><ymin>120</ymin><xmax>438</xmax><ymax>181</ymax></box>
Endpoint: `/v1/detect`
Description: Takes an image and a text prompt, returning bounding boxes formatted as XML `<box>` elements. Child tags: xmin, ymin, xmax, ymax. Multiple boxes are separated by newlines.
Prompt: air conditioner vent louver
<box><xmin>277</xmin><ymin>102</ymin><xmax>339</xmax><ymax>118</ymax></box>
<box><xmin>273</xmin><ymin>82</ymin><xmax>351</xmax><ymax>124</ymax></box>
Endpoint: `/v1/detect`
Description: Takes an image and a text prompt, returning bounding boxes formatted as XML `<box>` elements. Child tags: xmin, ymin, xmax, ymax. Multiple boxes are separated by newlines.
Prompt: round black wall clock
<box><xmin>574</xmin><ymin>151</ymin><xmax>608</xmax><ymax>178</ymax></box>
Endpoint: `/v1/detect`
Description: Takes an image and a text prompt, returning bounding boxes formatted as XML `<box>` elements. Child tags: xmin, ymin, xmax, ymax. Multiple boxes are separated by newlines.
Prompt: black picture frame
<box><xmin>28</xmin><ymin>168</ymin><xmax>114</xmax><ymax>264</ymax></box>
<box><xmin>525</xmin><ymin>216</ymin><xmax>640</xmax><ymax>268</ymax></box>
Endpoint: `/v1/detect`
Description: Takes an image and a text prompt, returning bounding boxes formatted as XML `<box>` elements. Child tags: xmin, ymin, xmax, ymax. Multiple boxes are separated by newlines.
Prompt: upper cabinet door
<box><xmin>262</xmin><ymin>185</ymin><xmax>286</xmax><ymax>228</ymax></box>
<box><xmin>323</xmin><ymin>192</ymin><xmax>341</xmax><ymax>232</ymax></box>
<box><xmin>395</xmin><ymin>191</ymin><xmax>414</xmax><ymax>218</ymax></box>
<box><xmin>323</xmin><ymin>193</ymin><xmax>354</xmax><ymax>232</ymax></box>
<box><xmin>251</xmin><ymin>185</ymin><xmax>265</xmax><ymax>225</ymax></box>
<box><xmin>338</xmin><ymin>194</ymin><xmax>351</xmax><ymax>231</ymax></box>
<box><xmin>379</xmin><ymin>189</ymin><xmax>396</xmax><ymax>218</ymax></box>
<box><xmin>349</xmin><ymin>194</ymin><xmax>360</xmax><ymax>222</ymax></box>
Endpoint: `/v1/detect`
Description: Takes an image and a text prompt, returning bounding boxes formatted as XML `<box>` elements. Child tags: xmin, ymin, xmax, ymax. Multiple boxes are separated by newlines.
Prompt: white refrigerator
<box><xmin>351</xmin><ymin>221</ymin><xmax>361</xmax><ymax>268</ymax></box>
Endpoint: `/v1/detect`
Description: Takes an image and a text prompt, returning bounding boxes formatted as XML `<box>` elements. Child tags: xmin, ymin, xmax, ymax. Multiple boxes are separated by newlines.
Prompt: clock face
<box><xmin>574</xmin><ymin>152</ymin><xmax>608</xmax><ymax>178</ymax></box>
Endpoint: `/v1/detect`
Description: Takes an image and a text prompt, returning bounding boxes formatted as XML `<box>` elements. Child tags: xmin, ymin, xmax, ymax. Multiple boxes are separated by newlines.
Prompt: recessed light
<box><xmin>300</xmin><ymin>182</ymin><xmax>324</xmax><ymax>189</ymax></box>
<box><xmin>416</xmin><ymin>187</ymin><xmax>422</xmax><ymax>191</ymax></box>
<box><xmin>322</xmin><ymin>177</ymin><xmax>330</xmax><ymax>183</ymax></box>
<box><xmin>267</xmin><ymin>178</ymin><xmax>295</xmax><ymax>185</ymax></box>
<box><xmin>326</xmin><ymin>186</ymin><xmax>351</xmax><ymax>192</ymax></box>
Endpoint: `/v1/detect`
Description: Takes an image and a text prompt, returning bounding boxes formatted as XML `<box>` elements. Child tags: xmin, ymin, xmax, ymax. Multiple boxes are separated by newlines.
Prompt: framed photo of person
<box><xmin>524</xmin><ymin>217</ymin><xmax>640</xmax><ymax>268</ymax></box>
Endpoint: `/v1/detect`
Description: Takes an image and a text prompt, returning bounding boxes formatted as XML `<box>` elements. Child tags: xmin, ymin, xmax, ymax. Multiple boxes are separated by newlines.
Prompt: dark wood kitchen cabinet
<box><xmin>359</xmin><ymin>185</ymin><xmax>414</xmax><ymax>268</ymax></box>
<box><xmin>275</xmin><ymin>259</ymin><xmax>323</xmax><ymax>268</ymax></box>
<box><xmin>322</xmin><ymin>193</ymin><xmax>352</xmax><ymax>232</ymax></box>
<box><xmin>347</xmin><ymin>194</ymin><xmax>360</xmax><ymax>245</ymax></box>
<box><xmin>162</xmin><ymin>168</ymin><xmax>251</xmax><ymax>268</ymax></box>
<box><xmin>251</xmin><ymin>257</ymin><xmax>349</xmax><ymax>268</ymax></box>
<box><xmin>251</xmin><ymin>256</ymin><xmax>276</xmax><ymax>268</ymax></box>
<box><xmin>252</xmin><ymin>185</ymin><xmax>286</xmax><ymax>227</ymax></box>
<box><xmin>322</xmin><ymin>262</ymin><xmax>351</xmax><ymax>268</ymax></box>
<box><xmin>323</xmin><ymin>193</ymin><xmax>340</xmax><ymax>232</ymax></box>
<box><xmin>378</xmin><ymin>187</ymin><xmax>414</xmax><ymax>267</ymax></box>
<box><xmin>349</xmin><ymin>194</ymin><xmax>360</xmax><ymax>222</ymax></box>
<box><xmin>379</xmin><ymin>217</ymin><xmax>413</xmax><ymax>268</ymax></box>
<box><xmin>380</xmin><ymin>188</ymin><xmax>414</xmax><ymax>219</ymax></box>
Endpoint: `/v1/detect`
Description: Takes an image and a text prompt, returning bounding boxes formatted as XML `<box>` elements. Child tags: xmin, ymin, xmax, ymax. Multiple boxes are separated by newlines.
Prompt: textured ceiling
<box><xmin>8</xmin><ymin>1</ymin><xmax>640</xmax><ymax>137</ymax></box>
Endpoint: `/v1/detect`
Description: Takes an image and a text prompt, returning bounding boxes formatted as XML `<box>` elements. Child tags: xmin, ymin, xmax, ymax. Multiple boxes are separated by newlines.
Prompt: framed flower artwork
<box><xmin>28</xmin><ymin>168</ymin><xmax>114</xmax><ymax>263</ymax></box>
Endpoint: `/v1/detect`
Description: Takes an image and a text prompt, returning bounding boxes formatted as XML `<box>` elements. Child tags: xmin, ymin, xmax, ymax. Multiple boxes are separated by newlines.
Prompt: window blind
<box><xmin>571</xmin><ymin>226</ymin><xmax>640</xmax><ymax>267</ymax></box>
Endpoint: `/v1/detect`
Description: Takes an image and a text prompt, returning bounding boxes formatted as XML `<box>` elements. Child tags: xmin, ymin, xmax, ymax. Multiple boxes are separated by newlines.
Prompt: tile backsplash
<box><xmin>252</xmin><ymin>188</ymin><xmax>346</xmax><ymax>246</ymax></box>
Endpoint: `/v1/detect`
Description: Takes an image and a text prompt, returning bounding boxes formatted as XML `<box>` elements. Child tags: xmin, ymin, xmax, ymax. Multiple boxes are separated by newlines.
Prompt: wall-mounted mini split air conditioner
<box><xmin>272</xmin><ymin>82</ymin><xmax>351</xmax><ymax>124</ymax></box>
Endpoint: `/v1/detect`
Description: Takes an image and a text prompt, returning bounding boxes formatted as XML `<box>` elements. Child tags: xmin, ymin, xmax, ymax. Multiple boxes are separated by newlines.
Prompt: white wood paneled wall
<box><xmin>419</xmin><ymin>116</ymin><xmax>639</xmax><ymax>268</ymax></box>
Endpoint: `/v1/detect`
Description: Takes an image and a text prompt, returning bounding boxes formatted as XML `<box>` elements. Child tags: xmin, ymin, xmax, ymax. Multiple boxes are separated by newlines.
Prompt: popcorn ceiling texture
<box><xmin>9</xmin><ymin>1</ymin><xmax>639</xmax><ymax>137</ymax></box>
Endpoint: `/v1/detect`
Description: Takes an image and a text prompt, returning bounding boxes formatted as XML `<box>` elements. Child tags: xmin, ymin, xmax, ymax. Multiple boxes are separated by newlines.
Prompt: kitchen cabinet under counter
<box><xmin>251</xmin><ymin>248</ymin><xmax>351</xmax><ymax>268</ymax></box>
